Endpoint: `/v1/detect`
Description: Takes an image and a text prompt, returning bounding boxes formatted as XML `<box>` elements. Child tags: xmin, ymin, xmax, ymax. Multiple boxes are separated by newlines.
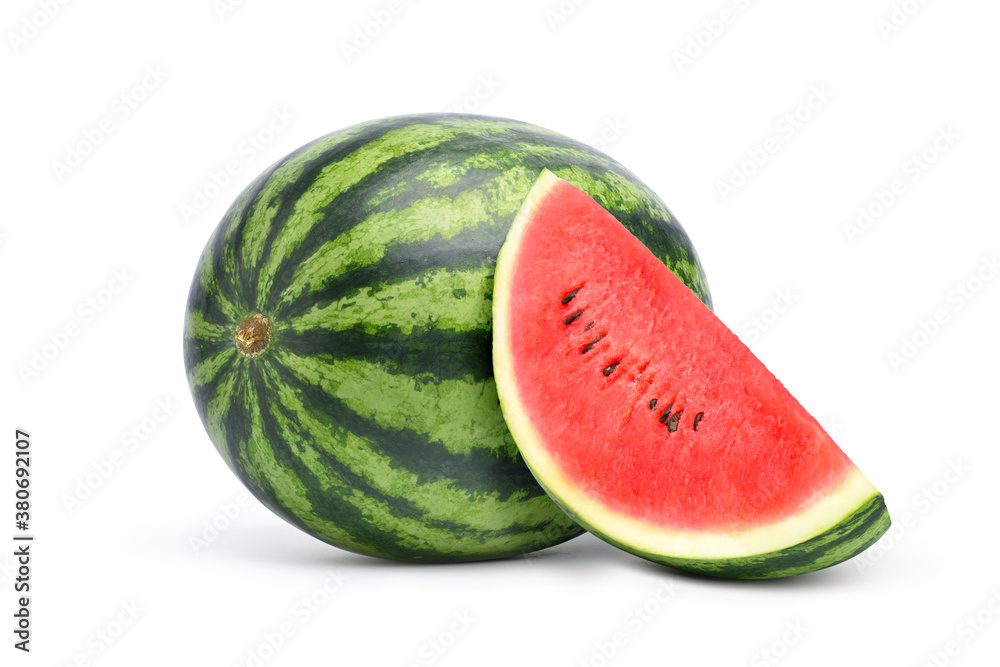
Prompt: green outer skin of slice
<box><xmin>548</xmin><ymin>488</ymin><xmax>890</xmax><ymax>579</ymax></box>
<box><xmin>184</xmin><ymin>113</ymin><xmax>712</xmax><ymax>561</ymax></box>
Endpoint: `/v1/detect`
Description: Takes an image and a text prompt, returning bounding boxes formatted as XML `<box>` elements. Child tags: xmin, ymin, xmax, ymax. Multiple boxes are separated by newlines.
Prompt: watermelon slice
<box><xmin>492</xmin><ymin>170</ymin><xmax>890</xmax><ymax>578</ymax></box>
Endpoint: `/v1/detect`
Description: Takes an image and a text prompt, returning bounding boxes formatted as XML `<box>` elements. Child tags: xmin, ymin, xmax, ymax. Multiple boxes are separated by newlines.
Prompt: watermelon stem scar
<box><xmin>235</xmin><ymin>313</ymin><xmax>273</xmax><ymax>358</ymax></box>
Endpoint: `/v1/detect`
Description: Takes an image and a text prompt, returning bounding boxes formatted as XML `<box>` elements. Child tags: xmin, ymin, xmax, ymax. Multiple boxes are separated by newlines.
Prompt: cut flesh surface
<box><xmin>492</xmin><ymin>169</ymin><xmax>890</xmax><ymax>578</ymax></box>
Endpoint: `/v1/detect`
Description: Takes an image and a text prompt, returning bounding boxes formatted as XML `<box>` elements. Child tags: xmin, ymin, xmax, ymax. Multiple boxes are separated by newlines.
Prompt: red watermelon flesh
<box><xmin>492</xmin><ymin>169</ymin><xmax>889</xmax><ymax>577</ymax></box>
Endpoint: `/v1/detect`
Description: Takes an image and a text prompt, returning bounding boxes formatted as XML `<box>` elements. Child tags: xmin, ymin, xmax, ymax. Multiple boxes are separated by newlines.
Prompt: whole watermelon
<box><xmin>183</xmin><ymin>113</ymin><xmax>712</xmax><ymax>561</ymax></box>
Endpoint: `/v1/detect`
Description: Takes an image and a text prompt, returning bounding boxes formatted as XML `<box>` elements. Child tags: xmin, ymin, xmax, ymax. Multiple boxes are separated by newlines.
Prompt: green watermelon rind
<box><xmin>549</xmin><ymin>489</ymin><xmax>890</xmax><ymax>579</ymax></box>
<box><xmin>184</xmin><ymin>113</ymin><xmax>712</xmax><ymax>561</ymax></box>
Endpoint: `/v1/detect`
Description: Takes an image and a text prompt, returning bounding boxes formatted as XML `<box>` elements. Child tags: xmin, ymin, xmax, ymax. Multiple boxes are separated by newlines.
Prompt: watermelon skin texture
<box><xmin>554</xmin><ymin>490</ymin><xmax>890</xmax><ymax>579</ymax></box>
<box><xmin>183</xmin><ymin>113</ymin><xmax>712</xmax><ymax>561</ymax></box>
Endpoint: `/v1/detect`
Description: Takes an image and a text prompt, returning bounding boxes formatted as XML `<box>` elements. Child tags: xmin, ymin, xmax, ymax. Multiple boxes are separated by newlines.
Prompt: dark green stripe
<box><xmin>257</xmin><ymin>133</ymin><xmax>515</xmax><ymax>314</ymax></box>
<box><xmin>217</xmin><ymin>361</ymin><xmax>253</xmax><ymax>479</ymax></box>
<box><xmin>277</xmin><ymin>325</ymin><xmax>492</xmax><ymax>384</ymax></box>
<box><xmin>206</xmin><ymin>111</ymin><xmax>710</xmax><ymax>319</ymax></box>
<box><xmin>229</xmin><ymin>153</ymin><xmax>304</xmax><ymax>307</ymax></box>
<box><xmin>239</xmin><ymin>366</ymin><xmax>432</xmax><ymax>558</ymax></box>
<box><xmin>263</xmin><ymin>367</ymin><xmax>562</xmax><ymax>548</ymax></box>
<box><xmin>253</xmin><ymin>366</ymin><xmax>449</xmax><ymax>557</ymax></box>
<box><xmin>246</xmin><ymin>117</ymin><xmax>425</xmax><ymax>304</ymax></box>
<box><xmin>244</xmin><ymin>117</ymin><xmax>653</xmax><ymax>312</ymax></box>
<box><xmin>268</xmin><ymin>357</ymin><xmax>540</xmax><ymax>501</ymax></box>
<box><xmin>187</xmin><ymin>352</ymin><xmax>238</xmax><ymax>433</ymax></box>
<box><xmin>185</xmin><ymin>232</ymin><xmax>236</xmax><ymax>329</ymax></box>
<box><xmin>210</xmin><ymin>214</ymin><xmax>245</xmax><ymax>314</ymax></box>
<box><xmin>270</xmin><ymin>158</ymin><xmax>704</xmax><ymax>320</ymax></box>
<box><xmin>183</xmin><ymin>334</ymin><xmax>231</xmax><ymax>372</ymax></box>
<box><xmin>216</xmin><ymin>358</ymin><xmax>412</xmax><ymax>558</ymax></box>
<box><xmin>277</xmin><ymin>221</ymin><xmax>505</xmax><ymax>320</ymax></box>
<box><xmin>219</xmin><ymin>356</ymin><xmax>581</xmax><ymax>560</ymax></box>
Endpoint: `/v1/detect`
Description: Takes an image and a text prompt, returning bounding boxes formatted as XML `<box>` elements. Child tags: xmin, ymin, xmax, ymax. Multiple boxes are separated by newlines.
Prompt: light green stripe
<box><xmin>284</xmin><ymin>265</ymin><xmax>493</xmax><ymax>335</ymax></box>
<box><xmin>187</xmin><ymin>348</ymin><xmax>235</xmax><ymax>390</ymax></box>
<box><xmin>192</xmin><ymin>238</ymin><xmax>242</xmax><ymax>323</ymax></box>
<box><xmin>282</xmin><ymin>353</ymin><xmax>510</xmax><ymax>456</ymax></box>
<box><xmin>226</xmin><ymin>169</ymin><xmax>272</xmax><ymax>283</ymax></box>
<box><xmin>236</xmin><ymin>122</ymin><xmax>382</xmax><ymax>291</ymax></box>
<box><xmin>365</xmin><ymin>155</ymin><xmax>473</xmax><ymax>209</ymax></box>
<box><xmin>184</xmin><ymin>309</ymin><xmax>230</xmax><ymax>343</ymax></box>
<box><xmin>271</xmin><ymin>350</ymin><xmax>561</xmax><ymax>531</ymax></box>
<box><xmin>275</xmin><ymin>175</ymin><xmax>520</xmax><ymax>309</ymax></box>
<box><xmin>235</xmin><ymin>369</ymin><xmax>325</xmax><ymax>535</ymax></box>
<box><xmin>261</xmin><ymin>386</ymin><xmax>456</xmax><ymax>553</ymax></box>
<box><xmin>203</xmin><ymin>364</ymin><xmax>240</xmax><ymax>469</ymax></box>
<box><xmin>253</xmin><ymin>124</ymin><xmax>466</xmax><ymax>305</ymax></box>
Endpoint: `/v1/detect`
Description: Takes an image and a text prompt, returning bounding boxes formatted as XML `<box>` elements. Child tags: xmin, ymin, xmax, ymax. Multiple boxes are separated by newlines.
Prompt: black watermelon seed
<box><xmin>666</xmin><ymin>410</ymin><xmax>684</xmax><ymax>432</ymax></box>
<box><xmin>602</xmin><ymin>360</ymin><xmax>620</xmax><ymax>376</ymax></box>
<box><xmin>658</xmin><ymin>403</ymin><xmax>675</xmax><ymax>424</ymax></box>
<box><xmin>561</xmin><ymin>287</ymin><xmax>582</xmax><ymax>305</ymax></box>
<box><xmin>584</xmin><ymin>321</ymin><xmax>595</xmax><ymax>332</ymax></box>
<box><xmin>563</xmin><ymin>310</ymin><xmax>585</xmax><ymax>325</ymax></box>
<box><xmin>581</xmin><ymin>336</ymin><xmax>604</xmax><ymax>354</ymax></box>
<box><xmin>693</xmin><ymin>412</ymin><xmax>705</xmax><ymax>431</ymax></box>
<box><xmin>649</xmin><ymin>398</ymin><xmax>658</xmax><ymax>410</ymax></box>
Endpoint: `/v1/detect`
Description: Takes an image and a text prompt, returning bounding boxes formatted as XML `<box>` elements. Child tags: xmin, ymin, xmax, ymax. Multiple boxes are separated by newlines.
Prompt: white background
<box><xmin>3</xmin><ymin>0</ymin><xmax>999</xmax><ymax>665</ymax></box>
